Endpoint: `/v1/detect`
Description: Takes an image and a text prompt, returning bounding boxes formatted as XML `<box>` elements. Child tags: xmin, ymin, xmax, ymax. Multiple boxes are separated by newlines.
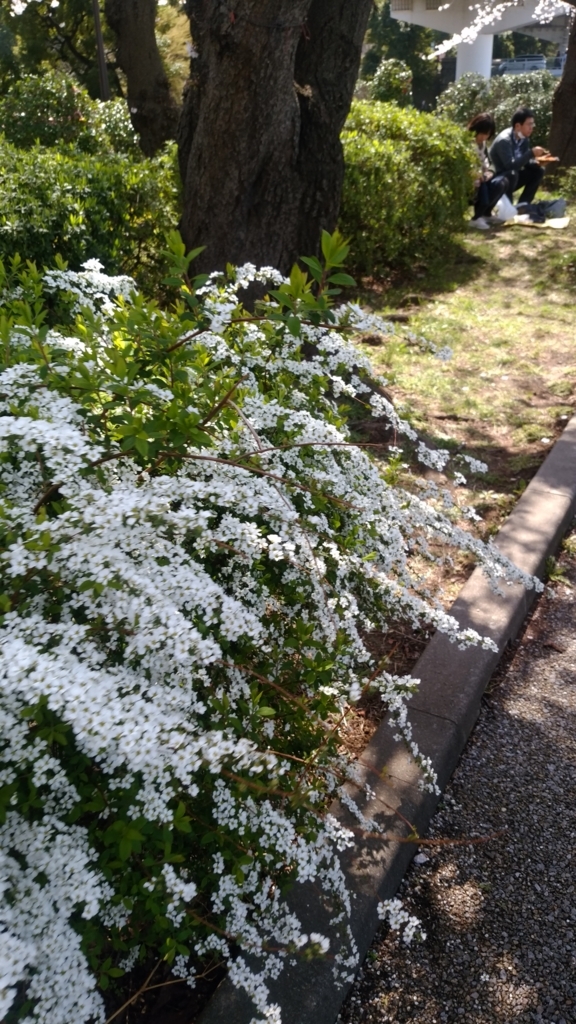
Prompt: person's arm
<box><xmin>479</xmin><ymin>142</ymin><xmax>493</xmax><ymax>180</ymax></box>
<box><xmin>490</xmin><ymin>133</ymin><xmax>532</xmax><ymax>172</ymax></box>
<box><xmin>490</xmin><ymin>134</ymin><xmax>513</xmax><ymax>173</ymax></box>
<box><xmin>516</xmin><ymin>137</ymin><xmax>536</xmax><ymax>168</ymax></box>
<box><xmin>471</xmin><ymin>141</ymin><xmax>483</xmax><ymax>188</ymax></box>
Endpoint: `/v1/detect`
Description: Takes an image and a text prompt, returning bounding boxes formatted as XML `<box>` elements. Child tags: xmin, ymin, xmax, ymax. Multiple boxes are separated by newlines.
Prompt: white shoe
<box><xmin>469</xmin><ymin>217</ymin><xmax>490</xmax><ymax>230</ymax></box>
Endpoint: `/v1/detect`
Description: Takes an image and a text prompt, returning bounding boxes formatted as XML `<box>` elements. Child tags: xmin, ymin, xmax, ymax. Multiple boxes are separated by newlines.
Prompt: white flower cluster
<box><xmin>377</xmin><ymin>897</ymin><xmax>426</xmax><ymax>945</ymax></box>
<box><xmin>0</xmin><ymin>816</ymin><xmax>108</xmax><ymax>1024</ymax></box>
<box><xmin>43</xmin><ymin>260</ymin><xmax>136</xmax><ymax>316</ymax></box>
<box><xmin>0</xmin><ymin>259</ymin><xmax>540</xmax><ymax>1023</ymax></box>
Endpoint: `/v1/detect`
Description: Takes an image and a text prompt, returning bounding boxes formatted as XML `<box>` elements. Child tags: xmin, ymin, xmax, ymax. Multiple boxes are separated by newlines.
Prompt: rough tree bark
<box><xmin>104</xmin><ymin>0</ymin><xmax>180</xmax><ymax>156</ymax></box>
<box><xmin>549</xmin><ymin>7</ymin><xmax>576</xmax><ymax>166</ymax></box>
<box><xmin>177</xmin><ymin>0</ymin><xmax>373</xmax><ymax>275</ymax></box>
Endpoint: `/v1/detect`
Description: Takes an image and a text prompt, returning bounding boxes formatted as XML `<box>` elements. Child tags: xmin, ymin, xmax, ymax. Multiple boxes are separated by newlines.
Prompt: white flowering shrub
<box><xmin>0</xmin><ymin>233</ymin><xmax>539</xmax><ymax>1023</ymax></box>
<box><xmin>436</xmin><ymin>70</ymin><xmax>556</xmax><ymax>149</ymax></box>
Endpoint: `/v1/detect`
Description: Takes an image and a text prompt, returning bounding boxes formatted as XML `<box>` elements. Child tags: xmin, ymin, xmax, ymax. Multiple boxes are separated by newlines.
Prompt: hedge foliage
<box><xmin>0</xmin><ymin>68</ymin><xmax>138</xmax><ymax>153</ymax></box>
<box><xmin>0</xmin><ymin>138</ymin><xmax>179</xmax><ymax>289</ymax></box>
<box><xmin>436</xmin><ymin>70</ymin><xmax>556</xmax><ymax>149</ymax></box>
<box><xmin>340</xmin><ymin>101</ymin><xmax>474</xmax><ymax>276</ymax></box>
<box><xmin>369</xmin><ymin>58</ymin><xmax>413</xmax><ymax>106</ymax></box>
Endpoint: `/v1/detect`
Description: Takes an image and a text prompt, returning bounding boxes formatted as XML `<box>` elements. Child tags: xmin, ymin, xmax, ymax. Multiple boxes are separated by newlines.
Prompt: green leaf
<box><xmin>286</xmin><ymin>316</ymin><xmax>301</xmax><ymax>338</ymax></box>
<box><xmin>289</xmin><ymin>265</ymin><xmax>308</xmax><ymax>294</ymax></box>
<box><xmin>300</xmin><ymin>256</ymin><xmax>323</xmax><ymax>283</ymax></box>
<box><xmin>257</xmin><ymin>707</ymin><xmax>276</xmax><ymax>717</ymax></box>
<box><xmin>186</xmin><ymin>246</ymin><xmax>206</xmax><ymax>264</ymax></box>
<box><xmin>321</xmin><ymin>229</ymin><xmax>350</xmax><ymax>267</ymax></box>
<box><xmin>327</xmin><ymin>273</ymin><xmax>356</xmax><ymax>287</ymax></box>
<box><xmin>119</xmin><ymin>838</ymin><xmax>132</xmax><ymax>861</ymax></box>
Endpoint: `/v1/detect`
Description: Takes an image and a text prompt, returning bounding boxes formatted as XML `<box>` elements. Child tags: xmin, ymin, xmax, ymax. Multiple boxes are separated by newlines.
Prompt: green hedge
<box><xmin>340</xmin><ymin>101</ymin><xmax>474</xmax><ymax>276</ymax></box>
<box><xmin>370</xmin><ymin>58</ymin><xmax>413</xmax><ymax>106</ymax></box>
<box><xmin>0</xmin><ymin>139</ymin><xmax>179</xmax><ymax>289</ymax></box>
<box><xmin>0</xmin><ymin>69</ymin><xmax>138</xmax><ymax>153</ymax></box>
<box><xmin>436</xmin><ymin>71</ymin><xmax>555</xmax><ymax>148</ymax></box>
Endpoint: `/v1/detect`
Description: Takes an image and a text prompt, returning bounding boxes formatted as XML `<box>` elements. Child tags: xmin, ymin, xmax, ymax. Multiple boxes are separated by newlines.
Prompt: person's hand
<box><xmin>532</xmin><ymin>146</ymin><xmax>548</xmax><ymax>158</ymax></box>
<box><xmin>483</xmin><ymin>170</ymin><xmax>494</xmax><ymax>181</ymax></box>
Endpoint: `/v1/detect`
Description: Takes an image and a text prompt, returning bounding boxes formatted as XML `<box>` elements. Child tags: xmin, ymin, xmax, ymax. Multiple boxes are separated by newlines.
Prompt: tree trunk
<box><xmin>549</xmin><ymin>7</ymin><xmax>576</xmax><ymax>166</ymax></box>
<box><xmin>177</xmin><ymin>0</ymin><xmax>373</xmax><ymax>275</ymax></box>
<box><xmin>104</xmin><ymin>0</ymin><xmax>180</xmax><ymax>156</ymax></box>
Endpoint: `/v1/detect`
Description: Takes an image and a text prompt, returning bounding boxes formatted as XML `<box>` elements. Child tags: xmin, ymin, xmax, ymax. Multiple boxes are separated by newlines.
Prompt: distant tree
<box><xmin>361</xmin><ymin>0</ymin><xmax>445</xmax><ymax>108</ymax></box>
<box><xmin>104</xmin><ymin>0</ymin><xmax>180</xmax><ymax>155</ymax></box>
<box><xmin>549</xmin><ymin>8</ymin><xmax>576</xmax><ymax>166</ymax></box>
<box><xmin>493</xmin><ymin>30</ymin><xmax>556</xmax><ymax>60</ymax></box>
<box><xmin>0</xmin><ymin>14</ymin><xmax>19</xmax><ymax>93</ymax></box>
<box><xmin>1</xmin><ymin>0</ymin><xmax>180</xmax><ymax>155</ymax></box>
<box><xmin>0</xmin><ymin>0</ymin><xmax>117</xmax><ymax>98</ymax></box>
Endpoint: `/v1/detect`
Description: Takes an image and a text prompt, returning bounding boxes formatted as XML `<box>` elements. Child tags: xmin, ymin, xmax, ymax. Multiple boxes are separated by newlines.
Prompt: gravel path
<box><xmin>339</xmin><ymin>545</ymin><xmax>576</xmax><ymax>1024</ymax></box>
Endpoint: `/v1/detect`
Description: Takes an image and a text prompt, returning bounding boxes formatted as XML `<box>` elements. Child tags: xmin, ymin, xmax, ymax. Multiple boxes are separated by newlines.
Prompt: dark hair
<box><xmin>467</xmin><ymin>112</ymin><xmax>496</xmax><ymax>139</ymax></box>
<box><xmin>511</xmin><ymin>106</ymin><xmax>535</xmax><ymax>128</ymax></box>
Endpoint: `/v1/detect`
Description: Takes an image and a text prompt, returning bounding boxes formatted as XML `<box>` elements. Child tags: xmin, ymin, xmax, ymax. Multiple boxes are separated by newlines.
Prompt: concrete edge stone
<box><xmin>197</xmin><ymin>415</ymin><xmax>576</xmax><ymax>1024</ymax></box>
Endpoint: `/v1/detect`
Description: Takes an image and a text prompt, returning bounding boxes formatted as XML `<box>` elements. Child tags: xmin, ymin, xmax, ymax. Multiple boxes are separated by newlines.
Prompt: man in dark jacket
<box><xmin>490</xmin><ymin>106</ymin><xmax>547</xmax><ymax>204</ymax></box>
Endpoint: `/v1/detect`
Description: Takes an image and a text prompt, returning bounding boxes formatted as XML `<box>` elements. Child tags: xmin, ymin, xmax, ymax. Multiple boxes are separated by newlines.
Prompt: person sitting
<box><xmin>468</xmin><ymin>112</ymin><xmax>508</xmax><ymax>230</ymax></box>
<box><xmin>489</xmin><ymin>106</ymin><xmax>547</xmax><ymax>205</ymax></box>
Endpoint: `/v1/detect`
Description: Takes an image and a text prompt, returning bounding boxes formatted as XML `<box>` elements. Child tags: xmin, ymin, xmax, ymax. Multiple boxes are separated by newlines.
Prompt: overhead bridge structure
<box><xmin>389</xmin><ymin>0</ymin><xmax>572</xmax><ymax>79</ymax></box>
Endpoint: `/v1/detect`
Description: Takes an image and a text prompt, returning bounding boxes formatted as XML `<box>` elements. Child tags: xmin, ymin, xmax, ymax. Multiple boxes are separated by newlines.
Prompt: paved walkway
<box><xmin>339</xmin><ymin>544</ymin><xmax>576</xmax><ymax>1024</ymax></box>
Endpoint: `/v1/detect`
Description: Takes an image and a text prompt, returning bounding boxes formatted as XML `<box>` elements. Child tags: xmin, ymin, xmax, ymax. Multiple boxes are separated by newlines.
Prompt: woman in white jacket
<box><xmin>468</xmin><ymin>112</ymin><xmax>508</xmax><ymax>230</ymax></box>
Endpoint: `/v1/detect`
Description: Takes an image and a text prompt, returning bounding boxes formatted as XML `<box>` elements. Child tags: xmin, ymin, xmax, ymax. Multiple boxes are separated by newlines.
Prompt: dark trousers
<box><xmin>474</xmin><ymin>174</ymin><xmax>508</xmax><ymax>219</ymax></box>
<box><xmin>503</xmin><ymin>161</ymin><xmax>544</xmax><ymax>205</ymax></box>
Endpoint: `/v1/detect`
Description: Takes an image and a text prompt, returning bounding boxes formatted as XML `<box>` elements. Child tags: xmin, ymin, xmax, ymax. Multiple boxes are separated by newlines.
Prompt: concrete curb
<box><xmin>198</xmin><ymin>415</ymin><xmax>576</xmax><ymax>1024</ymax></box>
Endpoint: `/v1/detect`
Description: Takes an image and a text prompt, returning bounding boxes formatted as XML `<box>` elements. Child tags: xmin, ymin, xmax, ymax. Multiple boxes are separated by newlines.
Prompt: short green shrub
<box><xmin>0</xmin><ymin>68</ymin><xmax>138</xmax><ymax>153</ymax></box>
<box><xmin>560</xmin><ymin>166</ymin><xmax>576</xmax><ymax>200</ymax></box>
<box><xmin>340</xmin><ymin>101</ymin><xmax>474</xmax><ymax>276</ymax></box>
<box><xmin>0</xmin><ymin>138</ymin><xmax>179</xmax><ymax>289</ymax></box>
<box><xmin>369</xmin><ymin>58</ymin><xmax>413</xmax><ymax>106</ymax></box>
<box><xmin>436</xmin><ymin>71</ymin><xmax>555</xmax><ymax>148</ymax></box>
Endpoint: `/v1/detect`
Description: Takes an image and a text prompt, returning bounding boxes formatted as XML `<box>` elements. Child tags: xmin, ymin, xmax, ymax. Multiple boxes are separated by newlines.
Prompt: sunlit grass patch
<box><xmin>354</xmin><ymin>213</ymin><xmax>576</xmax><ymax>540</ymax></box>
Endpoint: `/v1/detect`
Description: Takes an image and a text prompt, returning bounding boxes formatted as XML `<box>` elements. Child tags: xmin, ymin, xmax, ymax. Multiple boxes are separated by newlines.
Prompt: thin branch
<box><xmin>227</xmin><ymin>399</ymin><xmax>265</xmax><ymax>452</ymax></box>
<box><xmin>352</xmin><ymin>827</ymin><xmax>507</xmax><ymax>847</ymax></box>
<box><xmin>165</xmin><ymin>326</ymin><xmax>209</xmax><ymax>354</ymax></box>
<box><xmin>239</xmin><ymin>440</ymin><xmax>387</xmax><ymax>457</ymax></box>
<box><xmin>221</xmin><ymin>769</ymin><xmax>316</xmax><ymax>806</ymax></box>
<box><xmin>163</xmin><ymin>313</ymin><xmax>357</xmax><ymax>356</ymax></box>
<box><xmin>156</xmin><ymin>450</ymin><xmax>360</xmax><ymax>508</ymax></box>
<box><xmin>33</xmin><ymin>482</ymin><xmax>62</xmax><ymax>515</ymax></box>
<box><xmin>104</xmin><ymin>960</ymin><xmax>162</xmax><ymax>1024</ymax></box>
<box><xmin>215</xmin><ymin>658</ymin><xmax>308</xmax><ymax>710</ymax></box>
<box><xmin>198</xmin><ymin>376</ymin><xmax>248</xmax><ymax>428</ymax></box>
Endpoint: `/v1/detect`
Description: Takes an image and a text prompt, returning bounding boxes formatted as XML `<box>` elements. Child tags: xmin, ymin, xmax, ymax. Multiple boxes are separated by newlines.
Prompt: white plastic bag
<box><xmin>494</xmin><ymin>193</ymin><xmax>517</xmax><ymax>221</ymax></box>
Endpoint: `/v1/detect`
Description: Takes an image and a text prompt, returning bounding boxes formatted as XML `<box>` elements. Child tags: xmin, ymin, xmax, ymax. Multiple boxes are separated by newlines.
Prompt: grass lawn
<box><xmin>354</xmin><ymin>213</ymin><xmax>576</xmax><ymax>542</ymax></box>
